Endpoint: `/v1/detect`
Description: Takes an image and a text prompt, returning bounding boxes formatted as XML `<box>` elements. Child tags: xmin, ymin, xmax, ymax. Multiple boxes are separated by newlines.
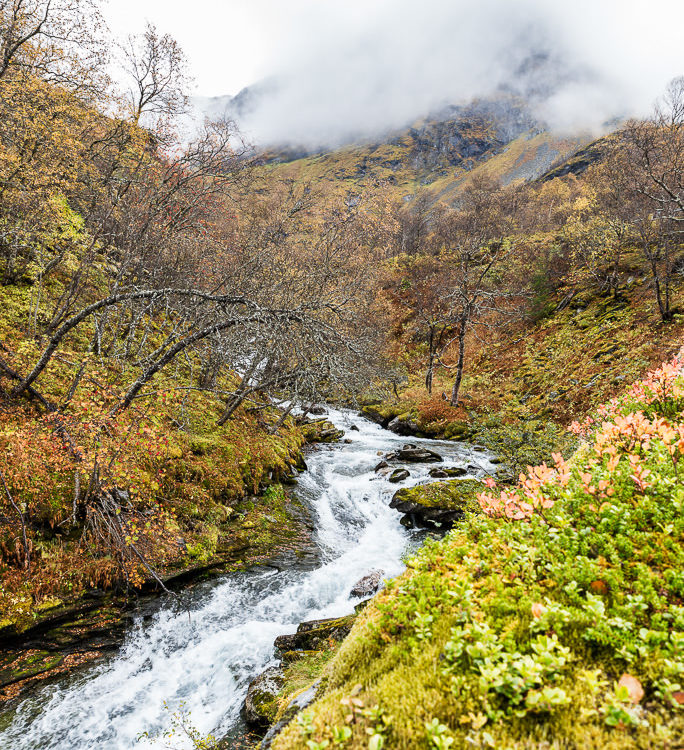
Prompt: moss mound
<box><xmin>391</xmin><ymin>479</ymin><xmax>484</xmax><ymax>510</ymax></box>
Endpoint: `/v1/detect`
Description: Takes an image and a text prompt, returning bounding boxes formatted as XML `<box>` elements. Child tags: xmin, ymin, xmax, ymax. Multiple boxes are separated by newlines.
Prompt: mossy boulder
<box><xmin>387</xmin><ymin>415</ymin><xmax>420</xmax><ymax>436</ymax></box>
<box><xmin>389</xmin><ymin>478</ymin><xmax>484</xmax><ymax>529</ymax></box>
<box><xmin>444</xmin><ymin>420</ymin><xmax>475</xmax><ymax>440</ymax></box>
<box><xmin>428</xmin><ymin>466</ymin><xmax>467</xmax><ymax>478</ymax></box>
<box><xmin>244</xmin><ymin>666</ymin><xmax>286</xmax><ymax>726</ymax></box>
<box><xmin>359</xmin><ymin>404</ymin><xmax>396</xmax><ymax>427</ymax></box>
<box><xmin>300</xmin><ymin>420</ymin><xmax>344</xmax><ymax>444</ymax></box>
<box><xmin>274</xmin><ymin>615</ymin><xmax>355</xmax><ymax>653</ymax></box>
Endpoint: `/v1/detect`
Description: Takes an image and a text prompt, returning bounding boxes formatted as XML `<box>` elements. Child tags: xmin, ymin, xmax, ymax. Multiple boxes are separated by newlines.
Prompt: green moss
<box><xmin>391</xmin><ymin>479</ymin><xmax>484</xmax><ymax>510</ymax></box>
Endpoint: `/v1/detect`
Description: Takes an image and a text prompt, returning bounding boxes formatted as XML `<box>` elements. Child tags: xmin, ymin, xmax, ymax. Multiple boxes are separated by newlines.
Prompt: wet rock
<box><xmin>260</xmin><ymin>680</ymin><xmax>321</xmax><ymax>749</ymax></box>
<box><xmin>300</xmin><ymin>419</ymin><xmax>344</xmax><ymax>443</ymax></box>
<box><xmin>396</xmin><ymin>447</ymin><xmax>443</xmax><ymax>463</ymax></box>
<box><xmin>374</xmin><ymin>460</ymin><xmax>389</xmax><ymax>472</ymax></box>
<box><xmin>274</xmin><ymin>614</ymin><xmax>355</xmax><ymax>652</ymax></box>
<box><xmin>309</xmin><ymin>405</ymin><xmax>327</xmax><ymax>415</ymax></box>
<box><xmin>350</xmin><ymin>570</ymin><xmax>384</xmax><ymax>598</ymax></box>
<box><xmin>387</xmin><ymin>416</ymin><xmax>420</xmax><ymax>436</ymax></box>
<box><xmin>389</xmin><ymin>479</ymin><xmax>484</xmax><ymax>529</ymax></box>
<box><xmin>350</xmin><ymin>425</ymin><xmax>360</xmax><ymax>432</ymax></box>
<box><xmin>429</xmin><ymin>467</ymin><xmax>467</xmax><ymax>478</ymax></box>
<box><xmin>244</xmin><ymin>666</ymin><xmax>285</xmax><ymax>726</ymax></box>
<box><xmin>343</xmin><ymin>439</ymin><xmax>353</xmax><ymax>444</ymax></box>
<box><xmin>388</xmin><ymin>468</ymin><xmax>410</xmax><ymax>483</ymax></box>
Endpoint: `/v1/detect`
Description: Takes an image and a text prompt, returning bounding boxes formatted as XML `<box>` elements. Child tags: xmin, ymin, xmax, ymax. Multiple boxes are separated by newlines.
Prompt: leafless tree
<box><xmin>621</xmin><ymin>77</ymin><xmax>684</xmax><ymax>321</ymax></box>
<box><xmin>119</xmin><ymin>21</ymin><xmax>190</xmax><ymax>127</ymax></box>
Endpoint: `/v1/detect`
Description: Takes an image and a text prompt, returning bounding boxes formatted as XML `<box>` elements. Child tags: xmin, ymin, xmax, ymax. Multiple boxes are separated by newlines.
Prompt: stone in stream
<box><xmin>350</xmin><ymin>424</ymin><xmax>360</xmax><ymax>431</ymax></box>
<box><xmin>429</xmin><ymin>467</ymin><xmax>467</xmax><ymax>478</ymax></box>
<box><xmin>309</xmin><ymin>405</ymin><xmax>327</xmax><ymax>415</ymax></box>
<box><xmin>374</xmin><ymin>460</ymin><xmax>389</xmax><ymax>472</ymax></box>
<box><xmin>389</xmin><ymin>478</ymin><xmax>484</xmax><ymax>529</ymax></box>
<box><xmin>388</xmin><ymin>468</ymin><xmax>410</xmax><ymax>483</ymax></box>
<box><xmin>244</xmin><ymin>666</ymin><xmax>285</xmax><ymax>726</ymax></box>
<box><xmin>396</xmin><ymin>446</ymin><xmax>443</xmax><ymax>463</ymax></box>
<box><xmin>349</xmin><ymin>570</ymin><xmax>385</xmax><ymax>598</ymax></box>
<box><xmin>387</xmin><ymin>416</ymin><xmax>420</xmax><ymax>436</ymax></box>
<box><xmin>274</xmin><ymin>614</ymin><xmax>355</xmax><ymax>653</ymax></box>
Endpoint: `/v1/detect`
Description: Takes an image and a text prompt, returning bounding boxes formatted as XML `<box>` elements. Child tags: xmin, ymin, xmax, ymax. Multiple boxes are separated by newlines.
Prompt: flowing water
<box><xmin>0</xmin><ymin>409</ymin><xmax>496</xmax><ymax>750</ymax></box>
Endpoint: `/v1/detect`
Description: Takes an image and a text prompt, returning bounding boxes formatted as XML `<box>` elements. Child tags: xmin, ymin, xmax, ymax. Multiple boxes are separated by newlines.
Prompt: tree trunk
<box><xmin>425</xmin><ymin>325</ymin><xmax>435</xmax><ymax>394</ymax></box>
<box><xmin>450</xmin><ymin>321</ymin><xmax>467</xmax><ymax>407</ymax></box>
<box><xmin>270</xmin><ymin>402</ymin><xmax>294</xmax><ymax>434</ymax></box>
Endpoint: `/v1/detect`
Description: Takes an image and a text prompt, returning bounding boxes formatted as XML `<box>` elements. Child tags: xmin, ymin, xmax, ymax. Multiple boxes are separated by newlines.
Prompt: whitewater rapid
<box><xmin>0</xmin><ymin>409</ymin><xmax>495</xmax><ymax>750</ymax></box>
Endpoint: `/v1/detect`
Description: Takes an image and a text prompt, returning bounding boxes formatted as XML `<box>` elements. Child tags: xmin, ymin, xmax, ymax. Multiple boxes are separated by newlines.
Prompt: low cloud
<box><xmin>208</xmin><ymin>0</ymin><xmax>684</xmax><ymax>148</ymax></box>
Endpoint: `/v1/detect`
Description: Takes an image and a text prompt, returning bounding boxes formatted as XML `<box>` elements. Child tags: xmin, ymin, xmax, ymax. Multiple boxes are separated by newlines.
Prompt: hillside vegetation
<box><xmin>1</xmin><ymin>2</ymin><xmax>684</xmax><ymax>743</ymax></box>
<box><xmin>270</xmin><ymin>359</ymin><xmax>684</xmax><ymax>749</ymax></box>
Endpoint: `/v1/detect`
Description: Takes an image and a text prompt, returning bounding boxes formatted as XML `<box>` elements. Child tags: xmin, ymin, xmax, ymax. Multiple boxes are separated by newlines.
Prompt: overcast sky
<box><xmin>102</xmin><ymin>1</ymin><xmax>684</xmax><ymax>147</ymax></box>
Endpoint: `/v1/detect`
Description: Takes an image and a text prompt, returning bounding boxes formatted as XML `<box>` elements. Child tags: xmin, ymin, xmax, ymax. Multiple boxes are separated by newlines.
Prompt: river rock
<box><xmin>349</xmin><ymin>570</ymin><xmax>384</xmax><ymax>598</ymax></box>
<box><xmin>429</xmin><ymin>467</ymin><xmax>467</xmax><ymax>478</ymax></box>
<box><xmin>396</xmin><ymin>446</ymin><xmax>443</xmax><ymax>463</ymax></box>
<box><xmin>309</xmin><ymin>405</ymin><xmax>327</xmax><ymax>415</ymax></box>
<box><xmin>300</xmin><ymin>419</ymin><xmax>344</xmax><ymax>443</ymax></box>
<box><xmin>388</xmin><ymin>468</ymin><xmax>410</xmax><ymax>483</ymax></box>
<box><xmin>244</xmin><ymin>666</ymin><xmax>285</xmax><ymax>726</ymax></box>
<box><xmin>387</xmin><ymin>416</ymin><xmax>420</xmax><ymax>436</ymax></box>
<box><xmin>260</xmin><ymin>680</ymin><xmax>321</xmax><ymax>749</ymax></box>
<box><xmin>274</xmin><ymin>614</ymin><xmax>355</xmax><ymax>652</ymax></box>
<box><xmin>389</xmin><ymin>478</ymin><xmax>484</xmax><ymax>529</ymax></box>
<box><xmin>350</xmin><ymin>425</ymin><xmax>360</xmax><ymax>432</ymax></box>
<box><xmin>374</xmin><ymin>460</ymin><xmax>389</xmax><ymax>472</ymax></box>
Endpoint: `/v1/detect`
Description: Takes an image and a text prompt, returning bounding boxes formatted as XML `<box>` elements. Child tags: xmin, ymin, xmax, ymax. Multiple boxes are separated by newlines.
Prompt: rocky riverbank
<box><xmin>0</xmin><ymin>418</ymin><xmax>346</xmax><ymax>708</ymax></box>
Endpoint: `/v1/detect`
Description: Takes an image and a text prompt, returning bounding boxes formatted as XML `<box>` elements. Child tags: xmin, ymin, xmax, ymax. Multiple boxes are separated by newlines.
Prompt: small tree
<box><xmin>620</xmin><ymin>77</ymin><xmax>684</xmax><ymax>321</ymax></box>
<box><xmin>430</xmin><ymin>178</ymin><xmax>520</xmax><ymax>406</ymax></box>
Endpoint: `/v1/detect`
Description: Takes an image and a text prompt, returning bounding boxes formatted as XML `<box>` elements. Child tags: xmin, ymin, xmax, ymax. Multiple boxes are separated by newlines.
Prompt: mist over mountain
<box><xmin>194</xmin><ymin>0</ymin><xmax>683</xmax><ymax>150</ymax></box>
